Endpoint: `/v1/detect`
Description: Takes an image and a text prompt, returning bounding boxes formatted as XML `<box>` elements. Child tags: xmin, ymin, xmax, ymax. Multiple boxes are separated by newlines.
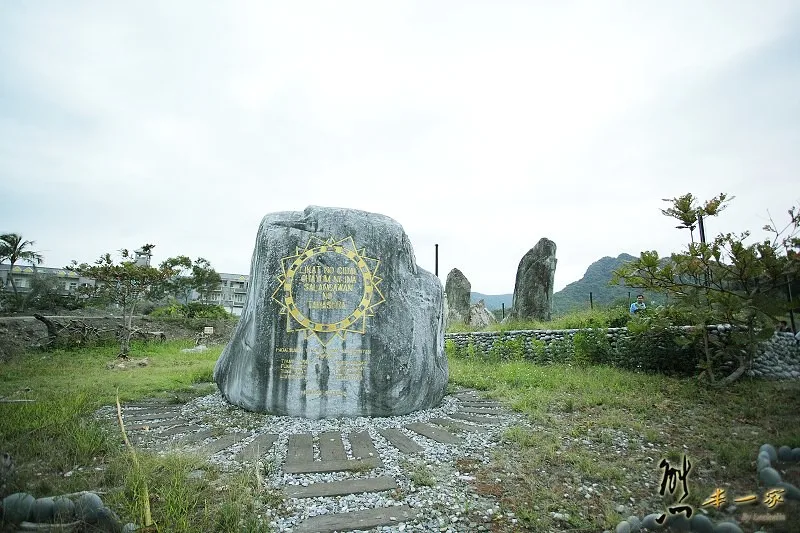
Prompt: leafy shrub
<box><xmin>465</xmin><ymin>341</ymin><xmax>484</xmax><ymax>359</ymax></box>
<box><xmin>445</xmin><ymin>339</ymin><xmax>462</xmax><ymax>358</ymax></box>
<box><xmin>573</xmin><ymin>329</ymin><xmax>612</xmax><ymax>366</ymax></box>
<box><xmin>150</xmin><ymin>303</ymin><xmax>186</xmax><ymax>318</ymax></box>
<box><xmin>547</xmin><ymin>338</ymin><xmax>574</xmax><ymax>364</ymax></box>
<box><xmin>529</xmin><ymin>338</ymin><xmax>549</xmax><ymax>364</ymax></box>
<box><xmin>488</xmin><ymin>336</ymin><xmax>525</xmax><ymax>362</ymax></box>
<box><xmin>614</xmin><ymin>325</ymin><xmax>701</xmax><ymax>376</ymax></box>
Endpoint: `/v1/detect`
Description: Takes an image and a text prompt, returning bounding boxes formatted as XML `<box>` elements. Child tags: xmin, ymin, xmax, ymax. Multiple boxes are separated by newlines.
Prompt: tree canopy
<box><xmin>613</xmin><ymin>194</ymin><xmax>799</xmax><ymax>387</ymax></box>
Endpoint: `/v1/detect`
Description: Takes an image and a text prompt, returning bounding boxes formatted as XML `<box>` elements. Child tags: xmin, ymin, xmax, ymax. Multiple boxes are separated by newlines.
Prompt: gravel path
<box><xmin>97</xmin><ymin>389</ymin><xmax>526</xmax><ymax>532</ymax></box>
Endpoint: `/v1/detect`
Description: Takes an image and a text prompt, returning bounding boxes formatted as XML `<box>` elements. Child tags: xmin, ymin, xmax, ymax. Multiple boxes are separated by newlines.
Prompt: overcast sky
<box><xmin>1</xmin><ymin>1</ymin><xmax>798</xmax><ymax>295</ymax></box>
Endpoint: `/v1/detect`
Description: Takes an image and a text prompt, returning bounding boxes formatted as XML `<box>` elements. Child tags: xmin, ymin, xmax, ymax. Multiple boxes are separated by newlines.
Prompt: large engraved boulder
<box><xmin>213</xmin><ymin>206</ymin><xmax>448</xmax><ymax>419</ymax></box>
<box><xmin>511</xmin><ymin>238</ymin><xmax>557</xmax><ymax>321</ymax></box>
<box><xmin>445</xmin><ymin>268</ymin><xmax>471</xmax><ymax>327</ymax></box>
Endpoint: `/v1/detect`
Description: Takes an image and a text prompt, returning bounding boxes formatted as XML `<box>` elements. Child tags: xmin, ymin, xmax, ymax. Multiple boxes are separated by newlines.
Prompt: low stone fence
<box><xmin>445</xmin><ymin>327</ymin><xmax>800</xmax><ymax>380</ymax></box>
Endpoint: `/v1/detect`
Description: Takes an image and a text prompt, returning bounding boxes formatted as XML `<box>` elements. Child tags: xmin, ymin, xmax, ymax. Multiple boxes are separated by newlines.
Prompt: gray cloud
<box><xmin>1</xmin><ymin>2</ymin><xmax>798</xmax><ymax>296</ymax></box>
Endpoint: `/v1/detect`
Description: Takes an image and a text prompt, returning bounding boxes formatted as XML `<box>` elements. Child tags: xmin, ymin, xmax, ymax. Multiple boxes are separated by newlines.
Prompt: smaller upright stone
<box><xmin>445</xmin><ymin>269</ymin><xmax>471</xmax><ymax>326</ymax></box>
<box><xmin>468</xmin><ymin>300</ymin><xmax>496</xmax><ymax>329</ymax></box>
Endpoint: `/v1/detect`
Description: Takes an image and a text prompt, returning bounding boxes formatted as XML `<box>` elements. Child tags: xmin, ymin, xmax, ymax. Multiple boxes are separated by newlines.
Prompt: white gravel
<box><xmin>99</xmin><ymin>391</ymin><xmax>526</xmax><ymax>532</ymax></box>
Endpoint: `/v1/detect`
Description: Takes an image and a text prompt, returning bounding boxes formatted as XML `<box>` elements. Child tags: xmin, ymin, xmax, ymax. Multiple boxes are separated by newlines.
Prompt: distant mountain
<box><xmin>551</xmin><ymin>253</ymin><xmax>640</xmax><ymax>315</ymax></box>
<box><xmin>470</xmin><ymin>292</ymin><xmax>513</xmax><ymax>311</ymax></box>
<box><xmin>469</xmin><ymin>253</ymin><xmax>655</xmax><ymax>316</ymax></box>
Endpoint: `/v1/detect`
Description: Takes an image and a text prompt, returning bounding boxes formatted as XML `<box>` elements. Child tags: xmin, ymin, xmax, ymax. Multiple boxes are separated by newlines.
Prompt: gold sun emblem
<box><xmin>271</xmin><ymin>236</ymin><xmax>385</xmax><ymax>345</ymax></box>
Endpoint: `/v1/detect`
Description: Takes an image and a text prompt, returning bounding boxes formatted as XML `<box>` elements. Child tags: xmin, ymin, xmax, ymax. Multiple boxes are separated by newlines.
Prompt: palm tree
<box><xmin>0</xmin><ymin>233</ymin><xmax>44</xmax><ymax>309</ymax></box>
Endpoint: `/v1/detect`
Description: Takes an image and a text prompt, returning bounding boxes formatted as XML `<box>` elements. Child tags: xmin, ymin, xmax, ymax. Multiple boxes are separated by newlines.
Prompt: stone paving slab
<box><xmin>283</xmin><ymin>476</ymin><xmax>398</xmax><ymax>499</ymax></box>
<box><xmin>458</xmin><ymin>400</ymin><xmax>502</xmax><ymax>408</ymax></box>
<box><xmin>348</xmin><ymin>431</ymin><xmax>381</xmax><ymax>463</ymax></box>
<box><xmin>198</xmin><ymin>433</ymin><xmax>247</xmax><ymax>456</ymax></box>
<box><xmin>405</xmin><ymin>422</ymin><xmax>463</xmax><ymax>445</ymax></box>
<box><xmin>428</xmin><ymin>417</ymin><xmax>487</xmax><ymax>433</ymax></box>
<box><xmin>129</xmin><ymin>419</ymin><xmax>182</xmax><ymax>431</ymax></box>
<box><xmin>460</xmin><ymin>407</ymin><xmax>505</xmax><ymax>415</ymax></box>
<box><xmin>180</xmin><ymin>428</ymin><xmax>217</xmax><ymax>444</ymax></box>
<box><xmin>159</xmin><ymin>424</ymin><xmax>203</xmax><ymax>437</ymax></box>
<box><xmin>293</xmin><ymin>504</ymin><xmax>418</xmax><ymax>533</ymax></box>
<box><xmin>452</xmin><ymin>392</ymin><xmax>481</xmax><ymax>400</ymax></box>
<box><xmin>122</xmin><ymin>407</ymin><xmax>181</xmax><ymax>420</ymax></box>
<box><xmin>235</xmin><ymin>434</ymin><xmax>278</xmax><ymax>462</ymax></box>
<box><xmin>122</xmin><ymin>402</ymin><xmax>173</xmax><ymax>409</ymax></box>
<box><xmin>319</xmin><ymin>431</ymin><xmax>347</xmax><ymax>461</ymax></box>
<box><xmin>283</xmin><ymin>458</ymin><xmax>381</xmax><ymax>474</ymax></box>
<box><xmin>377</xmin><ymin>428</ymin><xmax>424</xmax><ymax>454</ymax></box>
<box><xmin>286</xmin><ymin>433</ymin><xmax>314</xmax><ymax>465</ymax></box>
<box><xmin>449</xmin><ymin>412</ymin><xmax>501</xmax><ymax>424</ymax></box>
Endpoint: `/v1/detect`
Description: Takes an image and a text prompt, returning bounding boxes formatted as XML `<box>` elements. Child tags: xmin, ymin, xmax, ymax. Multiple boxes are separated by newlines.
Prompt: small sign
<box><xmin>203</xmin><ymin>326</ymin><xmax>214</xmax><ymax>335</ymax></box>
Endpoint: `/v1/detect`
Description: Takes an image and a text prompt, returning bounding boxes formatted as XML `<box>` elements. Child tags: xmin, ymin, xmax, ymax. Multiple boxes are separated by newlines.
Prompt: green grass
<box><xmin>0</xmin><ymin>340</ymin><xmax>278</xmax><ymax>531</ymax></box>
<box><xmin>448</xmin><ymin>354</ymin><xmax>800</xmax><ymax>531</ymax></box>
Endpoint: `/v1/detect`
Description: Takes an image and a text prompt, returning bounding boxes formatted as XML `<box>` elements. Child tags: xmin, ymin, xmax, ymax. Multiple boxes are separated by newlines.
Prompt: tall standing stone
<box><xmin>213</xmin><ymin>206</ymin><xmax>448</xmax><ymax>419</ymax></box>
<box><xmin>511</xmin><ymin>238</ymin><xmax>557</xmax><ymax>321</ymax></box>
<box><xmin>445</xmin><ymin>268</ymin><xmax>471</xmax><ymax>327</ymax></box>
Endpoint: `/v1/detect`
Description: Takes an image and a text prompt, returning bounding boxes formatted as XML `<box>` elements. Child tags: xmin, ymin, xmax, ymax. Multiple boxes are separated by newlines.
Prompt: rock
<box><xmin>122</xmin><ymin>524</ymin><xmax>137</xmax><ymax>533</ymax></box>
<box><xmin>616</xmin><ymin>520</ymin><xmax>631</xmax><ymax>533</ymax></box>
<box><xmin>92</xmin><ymin>506</ymin><xmax>123</xmax><ymax>532</ymax></box>
<box><xmin>32</xmin><ymin>497</ymin><xmax>55</xmax><ymax>522</ymax></box>
<box><xmin>689</xmin><ymin>514</ymin><xmax>714</xmax><ymax>533</ymax></box>
<box><xmin>53</xmin><ymin>495</ymin><xmax>75</xmax><ymax>521</ymax></box>
<box><xmin>713</xmin><ymin>522</ymin><xmax>743</xmax><ymax>533</ymax></box>
<box><xmin>776</xmin><ymin>481</ymin><xmax>800</xmax><ymax>501</ymax></box>
<box><xmin>2</xmin><ymin>492</ymin><xmax>34</xmax><ymax>524</ymax></box>
<box><xmin>213</xmin><ymin>206</ymin><xmax>448</xmax><ymax>418</ymax></box>
<box><xmin>777</xmin><ymin>445</ymin><xmax>793</xmax><ymax>461</ymax></box>
<box><xmin>640</xmin><ymin>513</ymin><xmax>664</xmax><ymax>530</ymax></box>
<box><xmin>756</xmin><ymin>455</ymin><xmax>771</xmax><ymax>471</ymax></box>
<box><xmin>758</xmin><ymin>467</ymin><xmax>781</xmax><ymax>486</ymax></box>
<box><xmin>759</xmin><ymin>444</ymin><xmax>777</xmax><ymax>462</ymax></box>
<box><xmin>468</xmin><ymin>300</ymin><xmax>496</xmax><ymax>329</ymax></box>
<box><xmin>793</xmin><ymin>447</ymin><xmax>800</xmax><ymax>461</ymax></box>
<box><xmin>75</xmin><ymin>492</ymin><xmax>104</xmax><ymax>521</ymax></box>
<box><xmin>667</xmin><ymin>512</ymin><xmax>690</xmax><ymax>531</ymax></box>
<box><xmin>626</xmin><ymin>515</ymin><xmax>641</xmax><ymax>531</ymax></box>
<box><xmin>445</xmin><ymin>269</ymin><xmax>471</xmax><ymax>327</ymax></box>
<box><xmin>181</xmin><ymin>345</ymin><xmax>208</xmax><ymax>353</ymax></box>
<box><xmin>510</xmin><ymin>238</ymin><xmax>557</xmax><ymax>321</ymax></box>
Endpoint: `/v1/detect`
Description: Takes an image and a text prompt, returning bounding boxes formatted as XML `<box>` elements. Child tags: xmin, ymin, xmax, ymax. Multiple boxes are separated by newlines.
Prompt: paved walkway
<box><xmin>116</xmin><ymin>390</ymin><xmax>513</xmax><ymax>532</ymax></box>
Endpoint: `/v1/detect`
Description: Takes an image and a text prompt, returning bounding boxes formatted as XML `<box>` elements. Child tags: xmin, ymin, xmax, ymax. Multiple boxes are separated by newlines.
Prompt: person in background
<box><xmin>630</xmin><ymin>294</ymin><xmax>646</xmax><ymax>315</ymax></box>
<box><xmin>776</xmin><ymin>320</ymin><xmax>791</xmax><ymax>333</ymax></box>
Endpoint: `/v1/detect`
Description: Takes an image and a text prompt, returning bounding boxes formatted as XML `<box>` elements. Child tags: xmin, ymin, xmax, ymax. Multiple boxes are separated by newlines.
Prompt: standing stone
<box><xmin>445</xmin><ymin>268</ymin><xmax>471</xmax><ymax>327</ymax></box>
<box><xmin>468</xmin><ymin>300</ymin><xmax>497</xmax><ymax>329</ymax></box>
<box><xmin>510</xmin><ymin>238</ymin><xmax>557</xmax><ymax>321</ymax></box>
<box><xmin>213</xmin><ymin>206</ymin><xmax>448</xmax><ymax>419</ymax></box>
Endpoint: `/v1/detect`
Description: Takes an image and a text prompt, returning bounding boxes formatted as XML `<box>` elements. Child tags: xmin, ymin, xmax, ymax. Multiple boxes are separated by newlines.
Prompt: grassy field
<box><xmin>448</xmin><ymin>356</ymin><xmax>800</xmax><ymax>532</ymax></box>
<box><xmin>0</xmin><ymin>340</ymin><xmax>272</xmax><ymax>532</ymax></box>
<box><xmin>1</xmin><ymin>340</ymin><xmax>799</xmax><ymax>532</ymax></box>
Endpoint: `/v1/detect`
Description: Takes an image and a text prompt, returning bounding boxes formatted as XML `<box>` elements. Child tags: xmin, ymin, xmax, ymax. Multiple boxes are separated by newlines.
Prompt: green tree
<box><xmin>159</xmin><ymin>255</ymin><xmax>194</xmax><ymax>304</ymax></box>
<box><xmin>189</xmin><ymin>257</ymin><xmax>221</xmax><ymax>304</ymax></box>
<box><xmin>70</xmin><ymin>244</ymin><xmax>179</xmax><ymax>357</ymax></box>
<box><xmin>0</xmin><ymin>233</ymin><xmax>44</xmax><ymax>311</ymax></box>
<box><xmin>158</xmin><ymin>256</ymin><xmax>222</xmax><ymax>308</ymax></box>
<box><xmin>613</xmin><ymin>194</ymin><xmax>799</xmax><ymax>387</ymax></box>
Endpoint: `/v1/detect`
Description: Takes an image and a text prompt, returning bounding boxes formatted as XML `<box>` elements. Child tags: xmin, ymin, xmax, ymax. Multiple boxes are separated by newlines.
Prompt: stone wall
<box><xmin>445</xmin><ymin>327</ymin><xmax>800</xmax><ymax>380</ymax></box>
